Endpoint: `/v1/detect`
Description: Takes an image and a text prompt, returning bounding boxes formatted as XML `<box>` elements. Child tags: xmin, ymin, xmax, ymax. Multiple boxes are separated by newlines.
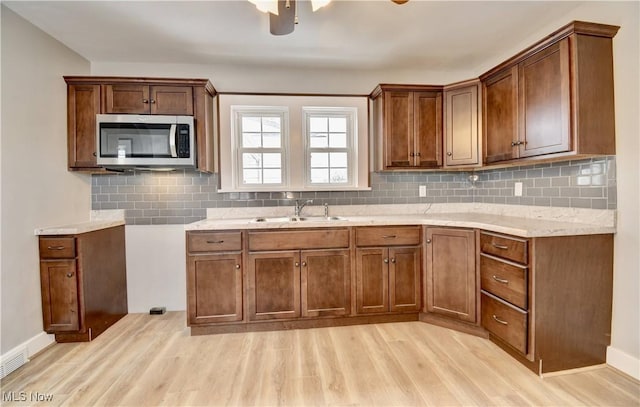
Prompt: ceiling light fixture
<box><xmin>248</xmin><ymin>0</ymin><xmax>332</xmax><ymax>35</ymax></box>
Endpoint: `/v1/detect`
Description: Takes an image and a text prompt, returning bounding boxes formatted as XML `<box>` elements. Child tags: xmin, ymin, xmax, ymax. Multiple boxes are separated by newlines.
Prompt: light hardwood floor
<box><xmin>2</xmin><ymin>312</ymin><xmax>638</xmax><ymax>406</ymax></box>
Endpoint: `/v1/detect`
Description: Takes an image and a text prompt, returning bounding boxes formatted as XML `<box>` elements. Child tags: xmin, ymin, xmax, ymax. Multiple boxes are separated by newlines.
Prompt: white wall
<box><xmin>92</xmin><ymin>2</ymin><xmax>639</xmax><ymax>377</ymax></box>
<box><xmin>0</xmin><ymin>7</ymin><xmax>92</xmax><ymax>355</ymax></box>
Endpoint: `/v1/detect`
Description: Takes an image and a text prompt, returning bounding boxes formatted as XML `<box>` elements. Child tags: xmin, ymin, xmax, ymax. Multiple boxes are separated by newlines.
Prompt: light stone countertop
<box><xmin>185</xmin><ymin>204</ymin><xmax>616</xmax><ymax>238</ymax></box>
<box><xmin>34</xmin><ymin>210</ymin><xmax>125</xmax><ymax>236</ymax></box>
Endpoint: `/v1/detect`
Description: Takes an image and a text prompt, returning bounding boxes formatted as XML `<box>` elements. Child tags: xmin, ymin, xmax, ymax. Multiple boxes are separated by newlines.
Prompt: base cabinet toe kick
<box><xmin>185</xmin><ymin>226</ymin><xmax>613</xmax><ymax>375</ymax></box>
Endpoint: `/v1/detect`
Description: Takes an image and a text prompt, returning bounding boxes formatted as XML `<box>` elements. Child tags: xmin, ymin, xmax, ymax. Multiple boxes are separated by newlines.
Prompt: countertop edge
<box><xmin>34</xmin><ymin>220</ymin><xmax>125</xmax><ymax>236</ymax></box>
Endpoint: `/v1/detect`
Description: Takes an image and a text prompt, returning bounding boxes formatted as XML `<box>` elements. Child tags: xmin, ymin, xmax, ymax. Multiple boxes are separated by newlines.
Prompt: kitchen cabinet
<box><xmin>370</xmin><ymin>85</ymin><xmax>443</xmax><ymax>170</ymax></box>
<box><xmin>425</xmin><ymin>228</ymin><xmax>477</xmax><ymax>323</ymax></box>
<box><xmin>479</xmin><ymin>231</ymin><xmax>614</xmax><ymax>374</ymax></box>
<box><xmin>38</xmin><ymin>226</ymin><xmax>127</xmax><ymax>342</ymax></box>
<box><xmin>481</xmin><ymin>21</ymin><xmax>618</xmax><ymax>165</ymax></box>
<box><xmin>444</xmin><ymin>80</ymin><xmax>482</xmax><ymax>167</ymax></box>
<box><xmin>105</xmin><ymin>84</ymin><xmax>193</xmax><ymax>115</ymax></box>
<box><xmin>247</xmin><ymin>228</ymin><xmax>350</xmax><ymax>321</ymax></box>
<box><xmin>355</xmin><ymin>226</ymin><xmax>421</xmax><ymax>314</ymax></box>
<box><xmin>64</xmin><ymin>76</ymin><xmax>216</xmax><ymax>173</ymax></box>
<box><xmin>186</xmin><ymin>231</ymin><xmax>243</xmax><ymax>325</ymax></box>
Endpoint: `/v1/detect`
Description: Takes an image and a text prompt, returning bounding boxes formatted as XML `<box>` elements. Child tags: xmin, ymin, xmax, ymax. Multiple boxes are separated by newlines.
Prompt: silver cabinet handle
<box><xmin>492</xmin><ymin>315</ymin><xmax>508</xmax><ymax>325</ymax></box>
<box><xmin>143</xmin><ymin>99</ymin><xmax>149</xmax><ymax>104</ymax></box>
<box><xmin>492</xmin><ymin>275</ymin><xmax>509</xmax><ymax>284</ymax></box>
<box><xmin>410</xmin><ymin>152</ymin><xmax>415</xmax><ymax>157</ymax></box>
<box><xmin>66</xmin><ymin>272</ymin><xmax>74</xmax><ymax>278</ymax></box>
<box><xmin>47</xmin><ymin>246</ymin><xmax>66</xmax><ymax>250</ymax></box>
<box><xmin>415</xmin><ymin>152</ymin><xmax>421</xmax><ymax>157</ymax></box>
<box><xmin>150</xmin><ymin>99</ymin><xmax>156</xmax><ymax>104</ymax></box>
<box><xmin>382</xmin><ymin>235</ymin><xmax>396</xmax><ymax>239</ymax></box>
<box><xmin>447</xmin><ymin>152</ymin><xmax>452</xmax><ymax>156</ymax></box>
<box><xmin>295</xmin><ymin>262</ymin><xmax>300</xmax><ymax>267</ymax></box>
<box><xmin>511</xmin><ymin>141</ymin><xmax>518</xmax><ymax>147</ymax></box>
<box><xmin>492</xmin><ymin>243</ymin><xmax>509</xmax><ymax>250</ymax></box>
<box><xmin>206</xmin><ymin>240</ymin><xmax>224</xmax><ymax>244</ymax></box>
<box><xmin>391</xmin><ymin>258</ymin><xmax>396</xmax><ymax>264</ymax></box>
<box><xmin>383</xmin><ymin>258</ymin><xmax>389</xmax><ymax>264</ymax></box>
<box><xmin>301</xmin><ymin>261</ymin><xmax>307</xmax><ymax>267</ymax></box>
<box><xmin>426</xmin><ymin>239</ymin><xmax>432</xmax><ymax>244</ymax></box>
<box><xmin>235</xmin><ymin>264</ymin><xmax>241</xmax><ymax>269</ymax></box>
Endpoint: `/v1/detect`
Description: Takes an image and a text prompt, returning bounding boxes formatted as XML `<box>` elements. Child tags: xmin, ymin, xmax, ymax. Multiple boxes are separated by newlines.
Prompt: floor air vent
<box><xmin>1</xmin><ymin>348</ymin><xmax>28</xmax><ymax>379</ymax></box>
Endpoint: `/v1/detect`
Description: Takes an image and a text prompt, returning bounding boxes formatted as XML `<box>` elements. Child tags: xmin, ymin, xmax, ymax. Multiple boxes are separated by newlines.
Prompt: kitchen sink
<box><xmin>251</xmin><ymin>216</ymin><xmax>348</xmax><ymax>223</ymax></box>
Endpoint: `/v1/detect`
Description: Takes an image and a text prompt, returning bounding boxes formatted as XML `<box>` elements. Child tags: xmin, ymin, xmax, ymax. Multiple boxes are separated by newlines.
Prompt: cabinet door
<box><xmin>426</xmin><ymin>228</ymin><xmax>477</xmax><ymax>323</ymax></box>
<box><xmin>67</xmin><ymin>84</ymin><xmax>101</xmax><ymax>169</ymax></box>
<box><xmin>518</xmin><ymin>39</ymin><xmax>571</xmax><ymax>158</ymax></box>
<box><xmin>248</xmin><ymin>251</ymin><xmax>300</xmax><ymax>320</ymax></box>
<box><xmin>413</xmin><ymin>92</ymin><xmax>442</xmax><ymax>168</ymax></box>
<box><xmin>105</xmin><ymin>84</ymin><xmax>150</xmax><ymax>114</ymax></box>
<box><xmin>356</xmin><ymin>248</ymin><xmax>389</xmax><ymax>314</ymax></box>
<box><xmin>445</xmin><ymin>84</ymin><xmax>480</xmax><ymax>166</ymax></box>
<box><xmin>301</xmin><ymin>249</ymin><xmax>350</xmax><ymax>317</ymax></box>
<box><xmin>389</xmin><ymin>247</ymin><xmax>421</xmax><ymax>312</ymax></box>
<box><xmin>384</xmin><ymin>91</ymin><xmax>413</xmax><ymax>168</ymax></box>
<box><xmin>187</xmin><ymin>254</ymin><xmax>242</xmax><ymax>325</ymax></box>
<box><xmin>483</xmin><ymin>66</ymin><xmax>518</xmax><ymax>164</ymax></box>
<box><xmin>40</xmin><ymin>260</ymin><xmax>80</xmax><ymax>332</ymax></box>
<box><xmin>150</xmin><ymin>86</ymin><xmax>194</xmax><ymax>115</ymax></box>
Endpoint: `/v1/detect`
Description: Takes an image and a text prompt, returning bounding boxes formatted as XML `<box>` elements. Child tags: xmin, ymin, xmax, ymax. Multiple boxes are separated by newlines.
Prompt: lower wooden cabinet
<box><xmin>248</xmin><ymin>249</ymin><xmax>351</xmax><ymax>321</ymax></box>
<box><xmin>38</xmin><ymin>226</ymin><xmax>127</xmax><ymax>342</ymax></box>
<box><xmin>187</xmin><ymin>253</ymin><xmax>242</xmax><ymax>324</ymax></box>
<box><xmin>425</xmin><ymin>227</ymin><xmax>478</xmax><ymax>323</ymax></box>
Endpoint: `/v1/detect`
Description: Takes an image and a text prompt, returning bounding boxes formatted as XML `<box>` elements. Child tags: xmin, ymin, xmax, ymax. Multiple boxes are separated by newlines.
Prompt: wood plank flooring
<box><xmin>2</xmin><ymin>312</ymin><xmax>638</xmax><ymax>406</ymax></box>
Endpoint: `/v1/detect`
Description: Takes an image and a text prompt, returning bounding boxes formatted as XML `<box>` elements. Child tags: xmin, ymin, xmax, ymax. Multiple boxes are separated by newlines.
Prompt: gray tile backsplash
<box><xmin>92</xmin><ymin>156</ymin><xmax>616</xmax><ymax>224</ymax></box>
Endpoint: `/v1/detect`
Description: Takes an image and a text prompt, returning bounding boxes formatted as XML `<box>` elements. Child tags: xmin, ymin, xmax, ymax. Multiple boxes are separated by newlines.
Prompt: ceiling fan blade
<box><xmin>270</xmin><ymin>0</ymin><xmax>296</xmax><ymax>35</ymax></box>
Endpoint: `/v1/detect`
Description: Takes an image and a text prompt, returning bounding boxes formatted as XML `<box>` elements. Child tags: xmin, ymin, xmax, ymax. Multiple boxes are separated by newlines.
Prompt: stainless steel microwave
<box><xmin>96</xmin><ymin>114</ymin><xmax>195</xmax><ymax>169</ymax></box>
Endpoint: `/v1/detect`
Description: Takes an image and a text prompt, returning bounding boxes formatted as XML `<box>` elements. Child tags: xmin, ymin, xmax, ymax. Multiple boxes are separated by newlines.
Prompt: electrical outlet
<box><xmin>514</xmin><ymin>182</ymin><xmax>523</xmax><ymax>197</ymax></box>
<box><xmin>419</xmin><ymin>185</ymin><xmax>427</xmax><ymax>197</ymax></box>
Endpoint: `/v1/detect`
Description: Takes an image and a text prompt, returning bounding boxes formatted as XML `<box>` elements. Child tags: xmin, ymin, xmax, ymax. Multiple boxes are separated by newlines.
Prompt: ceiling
<box><xmin>4</xmin><ymin>1</ymin><xmax>585</xmax><ymax>72</ymax></box>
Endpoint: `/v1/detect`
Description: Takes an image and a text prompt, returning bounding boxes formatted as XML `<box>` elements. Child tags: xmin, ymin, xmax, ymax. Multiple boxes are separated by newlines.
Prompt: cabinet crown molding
<box><xmin>370</xmin><ymin>84</ymin><xmax>443</xmax><ymax>99</ymax></box>
<box><xmin>63</xmin><ymin>76</ymin><xmax>216</xmax><ymax>95</ymax></box>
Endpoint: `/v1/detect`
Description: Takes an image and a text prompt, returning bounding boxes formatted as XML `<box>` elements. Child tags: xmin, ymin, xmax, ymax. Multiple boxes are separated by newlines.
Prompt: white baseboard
<box><xmin>0</xmin><ymin>332</ymin><xmax>54</xmax><ymax>379</ymax></box>
<box><xmin>607</xmin><ymin>346</ymin><xmax>640</xmax><ymax>380</ymax></box>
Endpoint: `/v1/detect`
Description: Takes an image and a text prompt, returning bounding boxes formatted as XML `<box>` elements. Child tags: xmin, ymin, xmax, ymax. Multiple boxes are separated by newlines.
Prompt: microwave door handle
<box><xmin>169</xmin><ymin>124</ymin><xmax>177</xmax><ymax>157</ymax></box>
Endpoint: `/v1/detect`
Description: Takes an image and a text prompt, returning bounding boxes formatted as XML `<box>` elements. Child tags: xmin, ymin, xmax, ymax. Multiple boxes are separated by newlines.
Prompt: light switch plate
<box><xmin>514</xmin><ymin>182</ymin><xmax>523</xmax><ymax>196</ymax></box>
<box><xmin>419</xmin><ymin>185</ymin><xmax>427</xmax><ymax>197</ymax></box>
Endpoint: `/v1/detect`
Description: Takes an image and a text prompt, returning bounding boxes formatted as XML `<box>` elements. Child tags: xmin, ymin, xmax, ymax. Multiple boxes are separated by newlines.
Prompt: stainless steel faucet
<box><xmin>294</xmin><ymin>199</ymin><xmax>313</xmax><ymax>217</ymax></box>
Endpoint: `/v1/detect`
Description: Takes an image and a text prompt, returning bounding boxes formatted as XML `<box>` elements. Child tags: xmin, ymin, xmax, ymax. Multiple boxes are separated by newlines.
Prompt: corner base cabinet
<box><xmin>479</xmin><ymin>231</ymin><xmax>614</xmax><ymax>375</ymax></box>
<box><xmin>39</xmin><ymin>225</ymin><xmax>127</xmax><ymax>342</ymax></box>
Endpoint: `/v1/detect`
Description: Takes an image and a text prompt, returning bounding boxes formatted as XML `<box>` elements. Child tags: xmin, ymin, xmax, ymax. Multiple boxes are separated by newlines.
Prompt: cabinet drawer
<box><xmin>188</xmin><ymin>232</ymin><xmax>242</xmax><ymax>253</ymax></box>
<box><xmin>39</xmin><ymin>238</ymin><xmax>76</xmax><ymax>259</ymax></box>
<box><xmin>248</xmin><ymin>229</ymin><xmax>349</xmax><ymax>251</ymax></box>
<box><xmin>356</xmin><ymin>226</ymin><xmax>421</xmax><ymax>247</ymax></box>
<box><xmin>480</xmin><ymin>254</ymin><xmax>528</xmax><ymax>310</ymax></box>
<box><xmin>480</xmin><ymin>232</ymin><xmax>528</xmax><ymax>264</ymax></box>
<box><xmin>481</xmin><ymin>291</ymin><xmax>528</xmax><ymax>354</ymax></box>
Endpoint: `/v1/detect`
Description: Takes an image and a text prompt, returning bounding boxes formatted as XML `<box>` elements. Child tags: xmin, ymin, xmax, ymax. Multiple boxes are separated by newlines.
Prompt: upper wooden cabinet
<box><xmin>105</xmin><ymin>84</ymin><xmax>194</xmax><ymax>115</ymax></box>
<box><xmin>481</xmin><ymin>21</ymin><xmax>619</xmax><ymax>165</ymax></box>
<box><xmin>370</xmin><ymin>85</ymin><xmax>443</xmax><ymax>170</ymax></box>
<box><xmin>444</xmin><ymin>80</ymin><xmax>482</xmax><ymax>167</ymax></box>
<box><xmin>63</xmin><ymin>76</ymin><xmax>216</xmax><ymax>173</ymax></box>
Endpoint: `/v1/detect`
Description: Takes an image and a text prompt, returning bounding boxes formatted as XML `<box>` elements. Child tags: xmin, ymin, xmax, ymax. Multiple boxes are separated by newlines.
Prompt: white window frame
<box><xmin>302</xmin><ymin>107</ymin><xmax>357</xmax><ymax>189</ymax></box>
<box><xmin>230</xmin><ymin>106</ymin><xmax>290</xmax><ymax>190</ymax></box>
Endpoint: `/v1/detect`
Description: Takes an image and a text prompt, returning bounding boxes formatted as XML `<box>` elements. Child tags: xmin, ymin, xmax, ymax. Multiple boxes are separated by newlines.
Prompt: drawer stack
<box><xmin>479</xmin><ymin>232</ymin><xmax>530</xmax><ymax>355</ymax></box>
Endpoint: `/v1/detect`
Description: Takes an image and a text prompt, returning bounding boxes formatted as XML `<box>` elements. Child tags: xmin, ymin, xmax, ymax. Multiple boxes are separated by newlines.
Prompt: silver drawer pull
<box><xmin>492</xmin><ymin>243</ymin><xmax>509</xmax><ymax>250</ymax></box>
<box><xmin>492</xmin><ymin>275</ymin><xmax>509</xmax><ymax>284</ymax></box>
<box><xmin>206</xmin><ymin>240</ymin><xmax>224</xmax><ymax>244</ymax></box>
<box><xmin>382</xmin><ymin>235</ymin><xmax>397</xmax><ymax>239</ymax></box>
<box><xmin>492</xmin><ymin>315</ymin><xmax>508</xmax><ymax>325</ymax></box>
<box><xmin>47</xmin><ymin>246</ymin><xmax>66</xmax><ymax>250</ymax></box>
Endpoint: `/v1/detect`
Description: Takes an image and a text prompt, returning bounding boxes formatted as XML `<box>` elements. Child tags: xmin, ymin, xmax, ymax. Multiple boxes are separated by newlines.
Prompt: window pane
<box><xmin>242</xmin><ymin>133</ymin><xmax>262</xmax><ymax>148</ymax></box>
<box><xmin>263</xmin><ymin>153</ymin><xmax>281</xmax><ymax>168</ymax></box>
<box><xmin>329</xmin><ymin>133</ymin><xmax>347</xmax><ymax>148</ymax></box>
<box><xmin>310</xmin><ymin>152</ymin><xmax>329</xmax><ymax>168</ymax></box>
<box><xmin>262</xmin><ymin>133</ymin><xmax>281</xmax><ymax>148</ymax></box>
<box><xmin>329</xmin><ymin>117</ymin><xmax>347</xmax><ymax>133</ymax></box>
<box><xmin>310</xmin><ymin>133</ymin><xmax>328</xmax><ymax>148</ymax></box>
<box><xmin>262</xmin><ymin>117</ymin><xmax>280</xmax><ymax>133</ymax></box>
<box><xmin>311</xmin><ymin>168</ymin><xmax>329</xmax><ymax>184</ymax></box>
<box><xmin>330</xmin><ymin>168</ymin><xmax>348</xmax><ymax>183</ymax></box>
<box><xmin>242</xmin><ymin>153</ymin><xmax>262</xmax><ymax>168</ymax></box>
<box><xmin>243</xmin><ymin>169</ymin><xmax>261</xmax><ymax>184</ymax></box>
<box><xmin>310</xmin><ymin>117</ymin><xmax>328</xmax><ymax>132</ymax></box>
<box><xmin>263</xmin><ymin>169</ymin><xmax>282</xmax><ymax>184</ymax></box>
<box><xmin>242</xmin><ymin>116</ymin><xmax>262</xmax><ymax>132</ymax></box>
<box><xmin>330</xmin><ymin>152</ymin><xmax>348</xmax><ymax>167</ymax></box>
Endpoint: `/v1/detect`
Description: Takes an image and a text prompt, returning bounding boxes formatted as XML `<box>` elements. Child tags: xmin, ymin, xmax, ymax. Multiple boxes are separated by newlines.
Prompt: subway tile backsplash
<box><xmin>91</xmin><ymin>156</ymin><xmax>616</xmax><ymax>224</ymax></box>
